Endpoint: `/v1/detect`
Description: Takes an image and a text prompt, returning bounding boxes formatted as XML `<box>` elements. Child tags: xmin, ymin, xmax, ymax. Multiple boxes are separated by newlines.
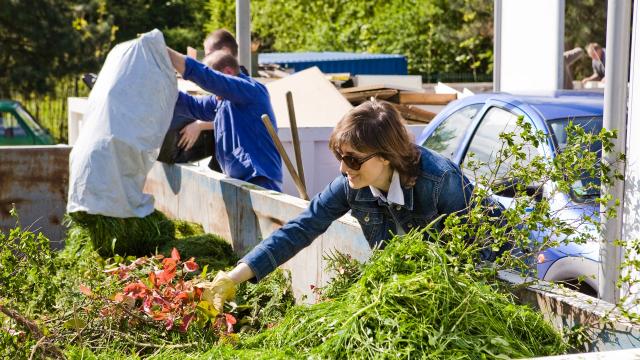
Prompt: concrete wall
<box><xmin>0</xmin><ymin>146</ymin><xmax>71</xmax><ymax>248</ymax></box>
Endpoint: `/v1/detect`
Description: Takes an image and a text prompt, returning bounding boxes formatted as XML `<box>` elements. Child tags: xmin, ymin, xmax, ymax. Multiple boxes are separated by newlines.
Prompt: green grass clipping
<box><xmin>205</xmin><ymin>229</ymin><xmax>567</xmax><ymax>359</ymax></box>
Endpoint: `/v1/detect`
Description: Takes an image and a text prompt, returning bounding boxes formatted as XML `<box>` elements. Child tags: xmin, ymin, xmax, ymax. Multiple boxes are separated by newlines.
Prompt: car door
<box><xmin>460</xmin><ymin>105</ymin><xmax>544</xmax><ymax>209</ymax></box>
<box><xmin>0</xmin><ymin>109</ymin><xmax>35</xmax><ymax>145</ymax></box>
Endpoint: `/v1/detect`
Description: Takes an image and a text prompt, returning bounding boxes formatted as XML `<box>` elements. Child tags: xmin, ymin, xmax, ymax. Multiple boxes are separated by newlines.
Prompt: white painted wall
<box><xmin>496</xmin><ymin>0</ymin><xmax>565</xmax><ymax>93</ymax></box>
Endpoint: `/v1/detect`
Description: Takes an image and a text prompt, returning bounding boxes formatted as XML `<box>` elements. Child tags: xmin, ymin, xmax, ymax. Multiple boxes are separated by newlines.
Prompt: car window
<box><xmin>15</xmin><ymin>106</ymin><xmax>46</xmax><ymax>136</ymax></box>
<box><xmin>421</xmin><ymin>104</ymin><xmax>482</xmax><ymax>160</ymax></box>
<box><xmin>0</xmin><ymin>111</ymin><xmax>27</xmax><ymax>138</ymax></box>
<box><xmin>462</xmin><ymin>106</ymin><xmax>539</xmax><ymax>181</ymax></box>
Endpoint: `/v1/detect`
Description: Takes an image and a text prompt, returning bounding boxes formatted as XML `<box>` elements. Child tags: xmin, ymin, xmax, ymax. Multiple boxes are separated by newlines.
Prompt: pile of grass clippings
<box><xmin>233</xmin><ymin>269</ymin><xmax>296</xmax><ymax>332</ymax></box>
<box><xmin>215</xmin><ymin>229</ymin><xmax>567</xmax><ymax>359</ymax></box>
<box><xmin>67</xmin><ymin>210</ymin><xmax>175</xmax><ymax>257</ymax></box>
<box><xmin>159</xmin><ymin>234</ymin><xmax>237</xmax><ymax>271</ymax></box>
<box><xmin>173</xmin><ymin>219</ymin><xmax>206</xmax><ymax>238</ymax></box>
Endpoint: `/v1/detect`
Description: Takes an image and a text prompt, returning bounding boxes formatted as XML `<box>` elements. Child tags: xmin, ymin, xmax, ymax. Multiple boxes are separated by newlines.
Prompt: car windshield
<box><xmin>546</xmin><ymin>116</ymin><xmax>603</xmax><ymax>201</ymax></box>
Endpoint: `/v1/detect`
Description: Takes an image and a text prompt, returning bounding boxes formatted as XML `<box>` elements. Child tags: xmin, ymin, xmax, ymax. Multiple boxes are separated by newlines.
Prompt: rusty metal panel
<box><xmin>0</xmin><ymin>146</ymin><xmax>71</xmax><ymax>248</ymax></box>
<box><xmin>145</xmin><ymin>161</ymin><xmax>371</xmax><ymax>302</ymax></box>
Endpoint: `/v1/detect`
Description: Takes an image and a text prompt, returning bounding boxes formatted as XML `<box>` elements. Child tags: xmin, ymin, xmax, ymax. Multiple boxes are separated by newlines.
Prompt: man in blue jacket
<box><xmin>168</xmin><ymin>48</ymin><xmax>283</xmax><ymax>191</ymax></box>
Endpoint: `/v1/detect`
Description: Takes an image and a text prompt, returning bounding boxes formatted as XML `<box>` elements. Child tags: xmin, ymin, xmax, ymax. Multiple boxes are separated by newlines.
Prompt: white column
<box><xmin>599</xmin><ymin>0</ymin><xmax>633</xmax><ymax>303</ymax></box>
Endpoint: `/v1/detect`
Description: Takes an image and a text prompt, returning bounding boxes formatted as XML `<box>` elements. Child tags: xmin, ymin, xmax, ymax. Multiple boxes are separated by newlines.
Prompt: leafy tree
<box><xmin>0</xmin><ymin>0</ymin><xmax>115</xmax><ymax>97</ymax></box>
<box><xmin>106</xmin><ymin>0</ymin><xmax>209</xmax><ymax>53</ymax></box>
<box><xmin>205</xmin><ymin>0</ymin><xmax>494</xmax><ymax>81</ymax></box>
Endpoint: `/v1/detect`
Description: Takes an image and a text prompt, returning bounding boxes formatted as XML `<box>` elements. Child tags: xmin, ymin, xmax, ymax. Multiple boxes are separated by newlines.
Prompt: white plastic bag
<box><xmin>67</xmin><ymin>29</ymin><xmax>178</xmax><ymax>218</ymax></box>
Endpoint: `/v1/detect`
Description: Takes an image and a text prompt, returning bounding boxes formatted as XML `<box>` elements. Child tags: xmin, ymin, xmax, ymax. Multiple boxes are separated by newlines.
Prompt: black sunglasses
<box><xmin>334</xmin><ymin>151</ymin><xmax>380</xmax><ymax>170</ymax></box>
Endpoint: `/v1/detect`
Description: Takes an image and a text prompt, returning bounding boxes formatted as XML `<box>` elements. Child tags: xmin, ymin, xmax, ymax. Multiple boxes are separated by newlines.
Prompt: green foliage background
<box><xmin>206</xmin><ymin>0</ymin><xmax>495</xmax><ymax>82</ymax></box>
<box><xmin>1</xmin><ymin>0</ymin><xmax>607</xmax><ymax>138</ymax></box>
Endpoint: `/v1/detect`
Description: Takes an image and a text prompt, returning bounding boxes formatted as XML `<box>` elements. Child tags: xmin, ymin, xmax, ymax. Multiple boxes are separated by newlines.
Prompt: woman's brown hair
<box><xmin>329</xmin><ymin>100</ymin><xmax>422</xmax><ymax>187</ymax></box>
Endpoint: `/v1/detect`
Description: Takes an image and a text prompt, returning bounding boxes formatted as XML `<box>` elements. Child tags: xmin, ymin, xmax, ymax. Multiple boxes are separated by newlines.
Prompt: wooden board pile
<box><xmin>339</xmin><ymin>84</ymin><xmax>457</xmax><ymax>124</ymax></box>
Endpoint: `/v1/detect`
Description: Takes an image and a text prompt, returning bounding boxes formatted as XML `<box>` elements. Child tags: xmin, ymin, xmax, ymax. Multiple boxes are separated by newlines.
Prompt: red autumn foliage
<box><xmin>82</xmin><ymin>248</ymin><xmax>235</xmax><ymax>334</ymax></box>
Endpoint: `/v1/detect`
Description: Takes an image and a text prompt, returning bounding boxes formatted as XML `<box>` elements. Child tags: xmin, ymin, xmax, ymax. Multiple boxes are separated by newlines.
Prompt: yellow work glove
<box><xmin>199</xmin><ymin>271</ymin><xmax>236</xmax><ymax>314</ymax></box>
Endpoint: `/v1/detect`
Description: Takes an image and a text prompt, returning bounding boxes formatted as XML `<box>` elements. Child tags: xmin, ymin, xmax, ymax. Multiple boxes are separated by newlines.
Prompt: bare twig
<box><xmin>0</xmin><ymin>302</ymin><xmax>65</xmax><ymax>359</ymax></box>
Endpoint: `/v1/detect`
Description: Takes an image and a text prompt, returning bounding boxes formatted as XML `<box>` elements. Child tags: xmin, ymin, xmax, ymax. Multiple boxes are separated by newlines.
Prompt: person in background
<box><xmin>168</xmin><ymin>48</ymin><xmax>283</xmax><ymax>192</ymax></box>
<box><xmin>563</xmin><ymin>47</ymin><xmax>584</xmax><ymax>89</ymax></box>
<box><xmin>197</xmin><ymin>100</ymin><xmax>478</xmax><ymax>312</ymax></box>
<box><xmin>203</xmin><ymin>29</ymin><xmax>250</xmax><ymax>76</ymax></box>
<box><xmin>171</xmin><ymin>29</ymin><xmax>248</xmax><ymax>169</ymax></box>
<box><xmin>581</xmin><ymin>42</ymin><xmax>606</xmax><ymax>85</ymax></box>
<box><xmin>204</xmin><ymin>29</ymin><xmax>238</xmax><ymax>57</ymax></box>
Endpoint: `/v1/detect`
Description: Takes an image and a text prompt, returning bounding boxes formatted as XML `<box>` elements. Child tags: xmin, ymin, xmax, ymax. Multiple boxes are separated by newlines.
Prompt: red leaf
<box><xmin>179</xmin><ymin>313</ymin><xmax>194</xmax><ymax>333</ymax></box>
<box><xmin>123</xmin><ymin>281</ymin><xmax>149</xmax><ymax>298</ymax></box>
<box><xmin>79</xmin><ymin>284</ymin><xmax>93</xmax><ymax>297</ymax></box>
<box><xmin>156</xmin><ymin>267</ymin><xmax>176</xmax><ymax>285</ymax></box>
<box><xmin>171</xmin><ymin>247</ymin><xmax>180</xmax><ymax>262</ymax></box>
<box><xmin>152</xmin><ymin>310</ymin><xmax>168</xmax><ymax>321</ymax></box>
<box><xmin>174</xmin><ymin>291</ymin><xmax>189</xmax><ymax>303</ymax></box>
<box><xmin>162</xmin><ymin>257</ymin><xmax>177</xmax><ymax>269</ymax></box>
<box><xmin>183</xmin><ymin>259</ymin><xmax>199</xmax><ymax>273</ymax></box>
<box><xmin>149</xmin><ymin>271</ymin><xmax>157</xmax><ymax>288</ymax></box>
<box><xmin>225</xmin><ymin>313</ymin><xmax>236</xmax><ymax>333</ymax></box>
<box><xmin>194</xmin><ymin>287</ymin><xmax>203</xmax><ymax>300</ymax></box>
<box><xmin>142</xmin><ymin>296</ymin><xmax>154</xmax><ymax>314</ymax></box>
<box><xmin>225</xmin><ymin>313</ymin><xmax>237</xmax><ymax>325</ymax></box>
<box><xmin>165</xmin><ymin>315</ymin><xmax>175</xmax><ymax>331</ymax></box>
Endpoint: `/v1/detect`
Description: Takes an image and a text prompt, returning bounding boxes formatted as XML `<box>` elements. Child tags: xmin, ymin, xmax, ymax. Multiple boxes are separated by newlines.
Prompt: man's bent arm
<box><xmin>167</xmin><ymin>47</ymin><xmax>186</xmax><ymax>75</ymax></box>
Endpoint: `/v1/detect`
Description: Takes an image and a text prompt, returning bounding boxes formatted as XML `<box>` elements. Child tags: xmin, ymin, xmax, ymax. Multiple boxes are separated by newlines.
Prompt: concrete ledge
<box><xmin>500</xmin><ymin>270</ymin><xmax>640</xmax><ymax>351</ymax></box>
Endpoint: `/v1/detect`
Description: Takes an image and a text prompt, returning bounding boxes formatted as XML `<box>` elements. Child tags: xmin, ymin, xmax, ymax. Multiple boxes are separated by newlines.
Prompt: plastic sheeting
<box><xmin>67</xmin><ymin>29</ymin><xmax>178</xmax><ymax>218</ymax></box>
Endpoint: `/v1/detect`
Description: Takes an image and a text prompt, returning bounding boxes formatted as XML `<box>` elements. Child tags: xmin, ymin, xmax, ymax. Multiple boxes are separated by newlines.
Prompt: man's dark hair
<box><xmin>204</xmin><ymin>29</ymin><xmax>238</xmax><ymax>57</ymax></box>
<box><xmin>204</xmin><ymin>51</ymin><xmax>240</xmax><ymax>74</ymax></box>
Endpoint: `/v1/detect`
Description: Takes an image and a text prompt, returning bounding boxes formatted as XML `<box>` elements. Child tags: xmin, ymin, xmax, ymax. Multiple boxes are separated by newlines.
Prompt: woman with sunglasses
<box><xmin>202</xmin><ymin>100</ymin><xmax>474</xmax><ymax>311</ymax></box>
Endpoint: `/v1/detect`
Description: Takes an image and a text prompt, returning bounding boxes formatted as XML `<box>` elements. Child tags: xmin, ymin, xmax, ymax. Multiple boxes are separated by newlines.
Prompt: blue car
<box><xmin>417</xmin><ymin>92</ymin><xmax>603</xmax><ymax>294</ymax></box>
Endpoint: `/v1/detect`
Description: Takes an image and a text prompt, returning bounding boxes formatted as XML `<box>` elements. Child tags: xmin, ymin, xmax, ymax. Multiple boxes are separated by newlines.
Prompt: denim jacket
<box><xmin>240</xmin><ymin>145</ymin><xmax>474</xmax><ymax>281</ymax></box>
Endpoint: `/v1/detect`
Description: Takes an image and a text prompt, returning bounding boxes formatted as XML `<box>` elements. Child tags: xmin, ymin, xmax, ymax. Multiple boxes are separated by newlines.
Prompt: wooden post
<box><xmin>261</xmin><ymin>114</ymin><xmax>309</xmax><ymax>200</ymax></box>
<box><xmin>286</xmin><ymin>91</ymin><xmax>306</xmax><ymax>190</ymax></box>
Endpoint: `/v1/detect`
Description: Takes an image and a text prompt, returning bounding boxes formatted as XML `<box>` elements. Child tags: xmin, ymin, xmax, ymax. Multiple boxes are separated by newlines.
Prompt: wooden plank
<box><xmin>392</xmin><ymin>104</ymin><xmax>436</xmax><ymax>124</ymax></box>
<box><xmin>339</xmin><ymin>84</ymin><xmax>388</xmax><ymax>94</ymax></box>
<box><xmin>354</xmin><ymin>75</ymin><xmax>423</xmax><ymax>91</ymax></box>
<box><xmin>342</xmin><ymin>89</ymin><xmax>398</xmax><ymax>103</ymax></box>
<box><xmin>394</xmin><ymin>92</ymin><xmax>457</xmax><ymax>105</ymax></box>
